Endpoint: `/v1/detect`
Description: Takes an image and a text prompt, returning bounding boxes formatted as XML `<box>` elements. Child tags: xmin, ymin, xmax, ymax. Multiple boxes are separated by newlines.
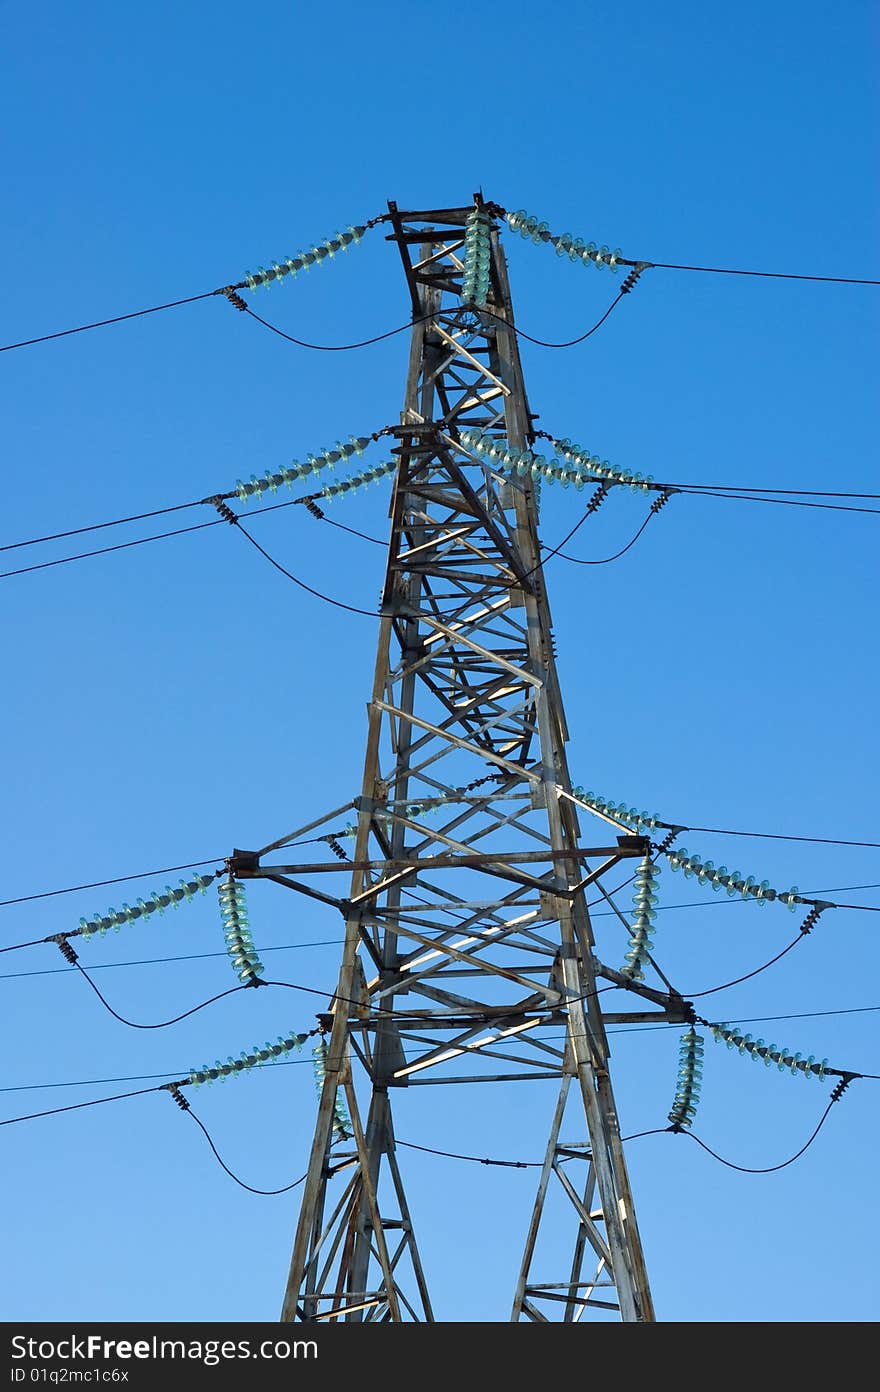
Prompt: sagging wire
<box><xmin>54</xmin><ymin>937</ymin><xmax>252</xmax><ymax>1030</ymax></box>
<box><xmin>165</xmin><ymin>1084</ymin><xmax>309</xmax><ymax>1196</ymax></box>
<box><xmin>684</xmin><ymin>1078</ymin><xmax>855</xmax><ymax>1173</ymax></box>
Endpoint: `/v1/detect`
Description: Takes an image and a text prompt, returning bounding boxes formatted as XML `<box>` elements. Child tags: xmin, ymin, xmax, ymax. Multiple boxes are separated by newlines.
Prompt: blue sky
<box><xmin>1</xmin><ymin>0</ymin><xmax>877</xmax><ymax>1323</ymax></box>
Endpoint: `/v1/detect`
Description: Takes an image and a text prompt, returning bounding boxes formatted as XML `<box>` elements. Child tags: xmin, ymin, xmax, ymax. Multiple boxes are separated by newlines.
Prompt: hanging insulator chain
<box><xmin>461</xmin><ymin>208</ymin><xmax>493</xmax><ymax>307</ymax></box>
<box><xmin>312</xmin><ymin>1037</ymin><xmax>352</xmax><ymax>1141</ymax></box>
<box><xmin>218</xmin><ymin>874</ymin><xmax>264</xmax><ymax>985</ymax></box>
<box><xmin>668</xmin><ymin>1027</ymin><xmax>704</xmax><ymax>1130</ymax></box>
<box><xmin>189</xmin><ymin>1030</ymin><xmax>312</xmax><ymax>1087</ymax></box>
<box><xmin>506</xmin><ymin>208</ymin><xmax>625</xmax><ymax>272</ymax></box>
<box><xmin>570</xmin><ymin>787</ymin><xmax>664</xmax><ymax>833</ymax></box>
<box><xmin>665</xmin><ymin>846</ymin><xmax>801</xmax><ymax>910</ymax></box>
<box><xmin>459</xmin><ymin>427</ymin><xmax>662</xmax><ymax>496</ymax></box>
<box><xmin>707</xmin><ymin>1022</ymin><xmax>829</xmax><ymax>1079</ymax></box>
<box><xmin>76</xmin><ymin>874</ymin><xmax>216</xmax><ymax>941</ymax></box>
<box><xmin>621</xmin><ymin>854</ymin><xmax>660</xmax><ymax>981</ymax></box>
<box><xmin>242</xmin><ymin>225</ymin><xmax>369</xmax><ymax>292</ymax></box>
<box><xmin>321</xmin><ymin>458</ymin><xmax>397</xmax><ymax>503</ymax></box>
<box><xmin>232</xmin><ymin>435</ymin><xmax>374</xmax><ymax>505</ymax></box>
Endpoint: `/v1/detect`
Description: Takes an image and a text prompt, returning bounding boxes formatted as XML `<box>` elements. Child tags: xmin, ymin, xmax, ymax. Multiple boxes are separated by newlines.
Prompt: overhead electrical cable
<box><xmin>682</xmin><ymin>1086</ymin><xmax>852</xmax><ymax>1173</ymax></box>
<box><xmin>228</xmin><ymin>520</ymin><xmax>380</xmax><ymax>618</ymax></box>
<box><xmin>629</xmin><ymin>261</ymin><xmax>880</xmax><ymax>286</ymax></box>
<box><xmin>498</xmin><ymin>205</ymin><xmax>880</xmax><ymax>287</ymax></box>
<box><xmin>2</xmin><ymin>880</ymin><xmax>877</xmax><ymax>963</ymax></box>
<box><xmin>177</xmin><ymin>1100</ymin><xmax>309</xmax><ymax>1196</ymax></box>
<box><xmin>5</xmin><ymin>1004</ymin><xmax>880</xmax><ymax>1094</ymax></box>
<box><xmin>70</xmin><ymin>958</ymin><xmax>254</xmax><ymax>1030</ymax></box>
<box><xmin>0</xmin><ymin>858</ymin><xmax>224</xmax><ymax>910</ymax></box>
<box><xmin>548</xmin><ymin>509</ymin><xmax>662</xmax><ymax>566</ymax></box>
<box><xmin>3</xmin><ymin>456</ymin><xmax>877</xmax><ymax>587</ymax></box>
<box><xmin>0</xmin><ymin>518</ymin><xmax>225</xmax><ymax>580</ymax></box>
<box><xmin>0</xmin><ymin>938</ymin><xmax>344</xmax><ymax>982</ymax></box>
<box><xmin>0</xmin><ymin>291</ymin><xmax>224</xmax><ymax>354</ymax></box>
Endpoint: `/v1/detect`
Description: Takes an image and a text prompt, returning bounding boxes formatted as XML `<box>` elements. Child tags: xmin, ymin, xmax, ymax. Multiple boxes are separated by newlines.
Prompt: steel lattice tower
<box><xmin>249</xmin><ymin>200</ymin><xmax>689</xmax><ymax>1323</ymax></box>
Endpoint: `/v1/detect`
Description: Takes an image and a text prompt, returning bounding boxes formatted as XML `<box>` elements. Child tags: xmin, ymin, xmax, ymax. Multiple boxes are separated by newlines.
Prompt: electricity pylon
<box><xmin>250</xmin><ymin>199</ymin><xmax>689</xmax><ymax>1322</ymax></box>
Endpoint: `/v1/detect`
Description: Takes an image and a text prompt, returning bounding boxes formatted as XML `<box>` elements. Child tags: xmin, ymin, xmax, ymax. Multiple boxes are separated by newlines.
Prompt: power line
<box><xmin>682</xmin><ymin>1087</ymin><xmax>850</xmax><ymax>1173</ymax></box>
<box><xmin>396</xmin><ymin>1138</ymin><xmax>541</xmax><ymax>1169</ymax></box>
<box><xmin>605</xmin><ymin>1004</ymin><xmax>880</xmax><ymax>1038</ymax></box>
<box><xmin>5</xmin><ymin>1003</ymin><xmax>880</xmax><ymax>1095</ymax></box>
<box><xmin>670</xmin><ymin>826</ymin><xmax>880</xmax><ymax>849</ymax></box>
<box><xmin>0</xmin><ymin>857</ymin><xmax>224</xmax><ymax>910</ymax></box>
<box><xmin>0</xmin><ymin>938</ymin><xmax>343</xmax><ymax>982</ymax></box>
<box><xmin>0</xmin><ymin>290</ymin><xmax>222</xmax><ymax>354</ymax></box>
<box><xmin>316</xmin><ymin>514</ymin><xmax>386</xmax><ymax>547</ymax></box>
<box><xmin>0</xmin><ymin>824</ymin><xmax>870</xmax><ymax>917</ymax></box>
<box><xmin>481</xmin><ymin>295</ymin><xmax>626</xmax><ymax>348</ymax></box>
<box><xmin>589</xmin><ymin>882</ymin><xmax>880</xmax><ymax>920</ymax></box>
<box><xmin>0</xmin><ymin>517</ymin><xmax>224</xmax><ymax>580</ymax></box>
<box><xmin>672</xmin><ymin>487</ymin><xmax>880</xmax><ymax>517</ymax></box>
<box><xmin>243</xmin><ymin>305</ymin><xmax>434</xmax><ymax>351</ymax></box>
<box><xmin>3</xmin><ymin>239</ymin><xmax>877</xmax><ymax>358</ymax></box>
<box><xmin>72</xmin><ymin>958</ymin><xmax>253</xmax><ymax>1030</ymax></box>
<box><xmin>231</xmin><ymin>520</ymin><xmax>379</xmax><ymax>618</ymax></box>
<box><xmin>0</xmin><ymin>500</ymin><xmax>209</xmax><ymax>555</ymax></box>
<box><xmin>548</xmin><ymin>508</ymin><xmax>660</xmax><ymax>566</ymax></box>
<box><xmin>684</xmin><ymin>933</ymin><xmax>805</xmax><ymax>999</ymax></box>
<box><xmin>0</xmin><ymin>1084</ymin><xmax>165</xmax><ymax>1127</ymax></box>
<box><xmin>180</xmin><ymin>1101</ymin><xmax>309</xmax><ymax>1196</ymax></box>
<box><xmin>630</xmin><ymin>260</ymin><xmax>880</xmax><ymax>287</ymax></box>
<box><xmin>4</xmin><ymin>457</ymin><xmax>878</xmax><ymax>586</ymax></box>
<box><xmin>1</xmin><ymin>874</ymin><xmax>874</xmax><ymax>963</ymax></box>
<box><xmin>665</xmin><ymin>484</ymin><xmax>880</xmax><ymax>501</ymax></box>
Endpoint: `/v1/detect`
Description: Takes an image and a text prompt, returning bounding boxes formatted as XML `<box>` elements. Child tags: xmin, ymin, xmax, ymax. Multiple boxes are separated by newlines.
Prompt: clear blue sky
<box><xmin>2</xmin><ymin>0</ymin><xmax>877</xmax><ymax>1324</ymax></box>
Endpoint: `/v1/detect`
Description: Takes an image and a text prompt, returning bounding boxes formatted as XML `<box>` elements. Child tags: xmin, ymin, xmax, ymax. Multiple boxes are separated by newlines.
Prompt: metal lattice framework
<box><xmin>235</xmin><ymin>199</ymin><xmax>690</xmax><ymax>1323</ymax></box>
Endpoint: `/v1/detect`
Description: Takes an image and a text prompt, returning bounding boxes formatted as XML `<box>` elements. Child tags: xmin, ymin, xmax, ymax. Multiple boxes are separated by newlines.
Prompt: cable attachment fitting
<box><xmin>650</xmin><ymin>488</ymin><xmax>676</xmax><ymax>515</ymax></box>
<box><xmin>585</xmin><ymin>482</ymin><xmax>611</xmax><ymax>517</ymax></box>
<box><xmin>53</xmin><ymin>935</ymin><xmax>79</xmax><ymax>966</ymax></box>
<box><xmin>303</xmin><ymin>498</ymin><xmax>325</xmax><ymax>520</ymax></box>
<box><xmin>620</xmin><ymin>263</ymin><xmax>651</xmax><ymax>295</ymax></box>
<box><xmin>218</xmin><ymin>286</ymin><xmax>249</xmax><ymax>312</ymax></box>
<box><xmin>164</xmin><ymin>1082</ymin><xmax>191</xmax><ymax>1111</ymax></box>
<box><xmin>653</xmin><ymin>826</ymin><xmax>684</xmax><ymax>856</ymax></box>
<box><xmin>210</xmin><ymin>498</ymin><xmax>240</xmax><ymax>526</ymax></box>
<box><xmin>799</xmin><ymin>901</ymin><xmax>832</xmax><ymax>935</ymax></box>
